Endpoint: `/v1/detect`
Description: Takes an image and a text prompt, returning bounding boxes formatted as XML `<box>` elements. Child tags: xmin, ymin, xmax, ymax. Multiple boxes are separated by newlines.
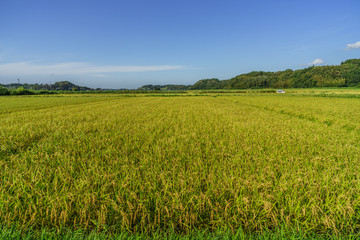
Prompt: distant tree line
<box><xmin>0</xmin><ymin>86</ymin><xmax>87</xmax><ymax>96</ymax></box>
<box><xmin>0</xmin><ymin>81</ymin><xmax>185</xmax><ymax>95</ymax></box>
<box><xmin>139</xmin><ymin>59</ymin><xmax>360</xmax><ymax>90</ymax></box>
<box><xmin>0</xmin><ymin>81</ymin><xmax>92</xmax><ymax>92</ymax></box>
<box><xmin>0</xmin><ymin>81</ymin><xmax>98</xmax><ymax>95</ymax></box>
<box><xmin>138</xmin><ymin>84</ymin><xmax>190</xmax><ymax>91</ymax></box>
<box><xmin>1</xmin><ymin>59</ymin><xmax>360</xmax><ymax>95</ymax></box>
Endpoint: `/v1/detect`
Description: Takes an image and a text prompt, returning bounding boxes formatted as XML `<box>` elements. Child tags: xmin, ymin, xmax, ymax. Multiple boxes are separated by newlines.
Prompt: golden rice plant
<box><xmin>1</xmin><ymin>93</ymin><xmax>360</xmax><ymax>235</ymax></box>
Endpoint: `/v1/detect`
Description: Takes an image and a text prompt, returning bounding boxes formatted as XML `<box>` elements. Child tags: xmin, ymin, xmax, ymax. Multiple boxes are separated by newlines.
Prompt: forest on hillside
<box><xmin>1</xmin><ymin>59</ymin><xmax>360</xmax><ymax>92</ymax></box>
<box><xmin>140</xmin><ymin>59</ymin><xmax>360</xmax><ymax>90</ymax></box>
<box><xmin>0</xmin><ymin>81</ymin><xmax>92</xmax><ymax>91</ymax></box>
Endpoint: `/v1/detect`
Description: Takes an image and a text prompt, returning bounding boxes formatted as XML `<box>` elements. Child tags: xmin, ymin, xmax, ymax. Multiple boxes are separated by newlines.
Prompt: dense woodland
<box><xmin>140</xmin><ymin>59</ymin><xmax>360</xmax><ymax>90</ymax></box>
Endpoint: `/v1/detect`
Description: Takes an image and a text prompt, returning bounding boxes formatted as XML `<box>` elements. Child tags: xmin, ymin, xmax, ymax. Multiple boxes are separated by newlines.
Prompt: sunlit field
<box><xmin>1</xmin><ymin>90</ymin><xmax>360</xmax><ymax>238</ymax></box>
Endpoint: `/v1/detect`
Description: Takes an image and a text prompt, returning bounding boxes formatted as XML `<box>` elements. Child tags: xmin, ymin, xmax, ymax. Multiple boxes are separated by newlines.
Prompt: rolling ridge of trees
<box><xmin>141</xmin><ymin>59</ymin><xmax>360</xmax><ymax>90</ymax></box>
<box><xmin>1</xmin><ymin>59</ymin><xmax>360</xmax><ymax>94</ymax></box>
<box><xmin>0</xmin><ymin>81</ymin><xmax>92</xmax><ymax>91</ymax></box>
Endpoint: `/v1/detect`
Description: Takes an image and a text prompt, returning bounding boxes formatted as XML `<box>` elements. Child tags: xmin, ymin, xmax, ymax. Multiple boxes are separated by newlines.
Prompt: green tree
<box><xmin>11</xmin><ymin>87</ymin><xmax>35</xmax><ymax>95</ymax></box>
<box><xmin>0</xmin><ymin>86</ymin><xmax>10</xmax><ymax>95</ymax></box>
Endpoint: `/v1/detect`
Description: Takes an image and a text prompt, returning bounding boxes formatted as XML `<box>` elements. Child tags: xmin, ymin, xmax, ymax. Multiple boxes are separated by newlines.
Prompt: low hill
<box><xmin>2</xmin><ymin>59</ymin><xmax>360</xmax><ymax>91</ymax></box>
<box><xmin>139</xmin><ymin>59</ymin><xmax>360</xmax><ymax>90</ymax></box>
<box><xmin>192</xmin><ymin>59</ymin><xmax>360</xmax><ymax>89</ymax></box>
<box><xmin>0</xmin><ymin>81</ymin><xmax>92</xmax><ymax>91</ymax></box>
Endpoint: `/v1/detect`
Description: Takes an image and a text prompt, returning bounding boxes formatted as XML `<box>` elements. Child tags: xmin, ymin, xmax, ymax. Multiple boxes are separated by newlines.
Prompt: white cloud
<box><xmin>346</xmin><ymin>41</ymin><xmax>360</xmax><ymax>50</ymax></box>
<box><xmin>0</xmin><ymin>61</ymin><xmax>184</xmax><ymax>75</ymax></box>
<box><xmin>301</xmin><ymin>58</ymin><xmax>324</xmax><ymax>66</ymax></box>
<box><xmin>310</xmin><ymin>58</ymin><xmax>324</xmax><ymax>65</ymax></box>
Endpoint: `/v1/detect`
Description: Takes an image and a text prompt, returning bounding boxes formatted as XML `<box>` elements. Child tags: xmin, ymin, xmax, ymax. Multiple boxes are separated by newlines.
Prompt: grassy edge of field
<box><xmin>1</xmin><ymin>226</ymin><xmax>360</xmax><ymax>240</ymax></box>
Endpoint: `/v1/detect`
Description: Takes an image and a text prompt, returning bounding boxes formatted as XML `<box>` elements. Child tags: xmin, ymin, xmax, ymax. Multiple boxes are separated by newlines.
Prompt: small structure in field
<box><xmin>277</xmin><ymin>89</ymin><xmax>285</xmax><ymax>93</ymax></box>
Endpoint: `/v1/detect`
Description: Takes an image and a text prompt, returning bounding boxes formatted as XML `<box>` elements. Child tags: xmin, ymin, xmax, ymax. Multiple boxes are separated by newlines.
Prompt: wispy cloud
<box><xmin>310</xmin><ymin>58</ymin><xmax>324</xmax><ymax>65</ymax></box>
<box><xmin>0</xmin><ymin>61</ymin><xmax>185</xmax><ymax>75</ymax></box>
<box><xmin>345</xmin><ymin>41</ymin><xmax>360</xmax><ymax>50</ymax></box>
<box><xmin>301</xmin><ymin>58</ymin><xmax>324</xmax><ymax>66</ymax></box>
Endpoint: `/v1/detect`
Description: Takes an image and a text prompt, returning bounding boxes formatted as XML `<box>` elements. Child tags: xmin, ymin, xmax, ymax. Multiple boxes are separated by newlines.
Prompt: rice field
<box><xmin>1</xmin><ymin>91</ymin><xmax>360</xmax><ymax>238</ymax></box>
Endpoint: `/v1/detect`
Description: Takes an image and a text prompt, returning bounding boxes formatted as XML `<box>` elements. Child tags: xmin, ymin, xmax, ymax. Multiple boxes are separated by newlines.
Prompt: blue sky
<box><xmin>0</xmin><ymin>0</ymin><xmax>359</xmax><ymax>89</ymax></box>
